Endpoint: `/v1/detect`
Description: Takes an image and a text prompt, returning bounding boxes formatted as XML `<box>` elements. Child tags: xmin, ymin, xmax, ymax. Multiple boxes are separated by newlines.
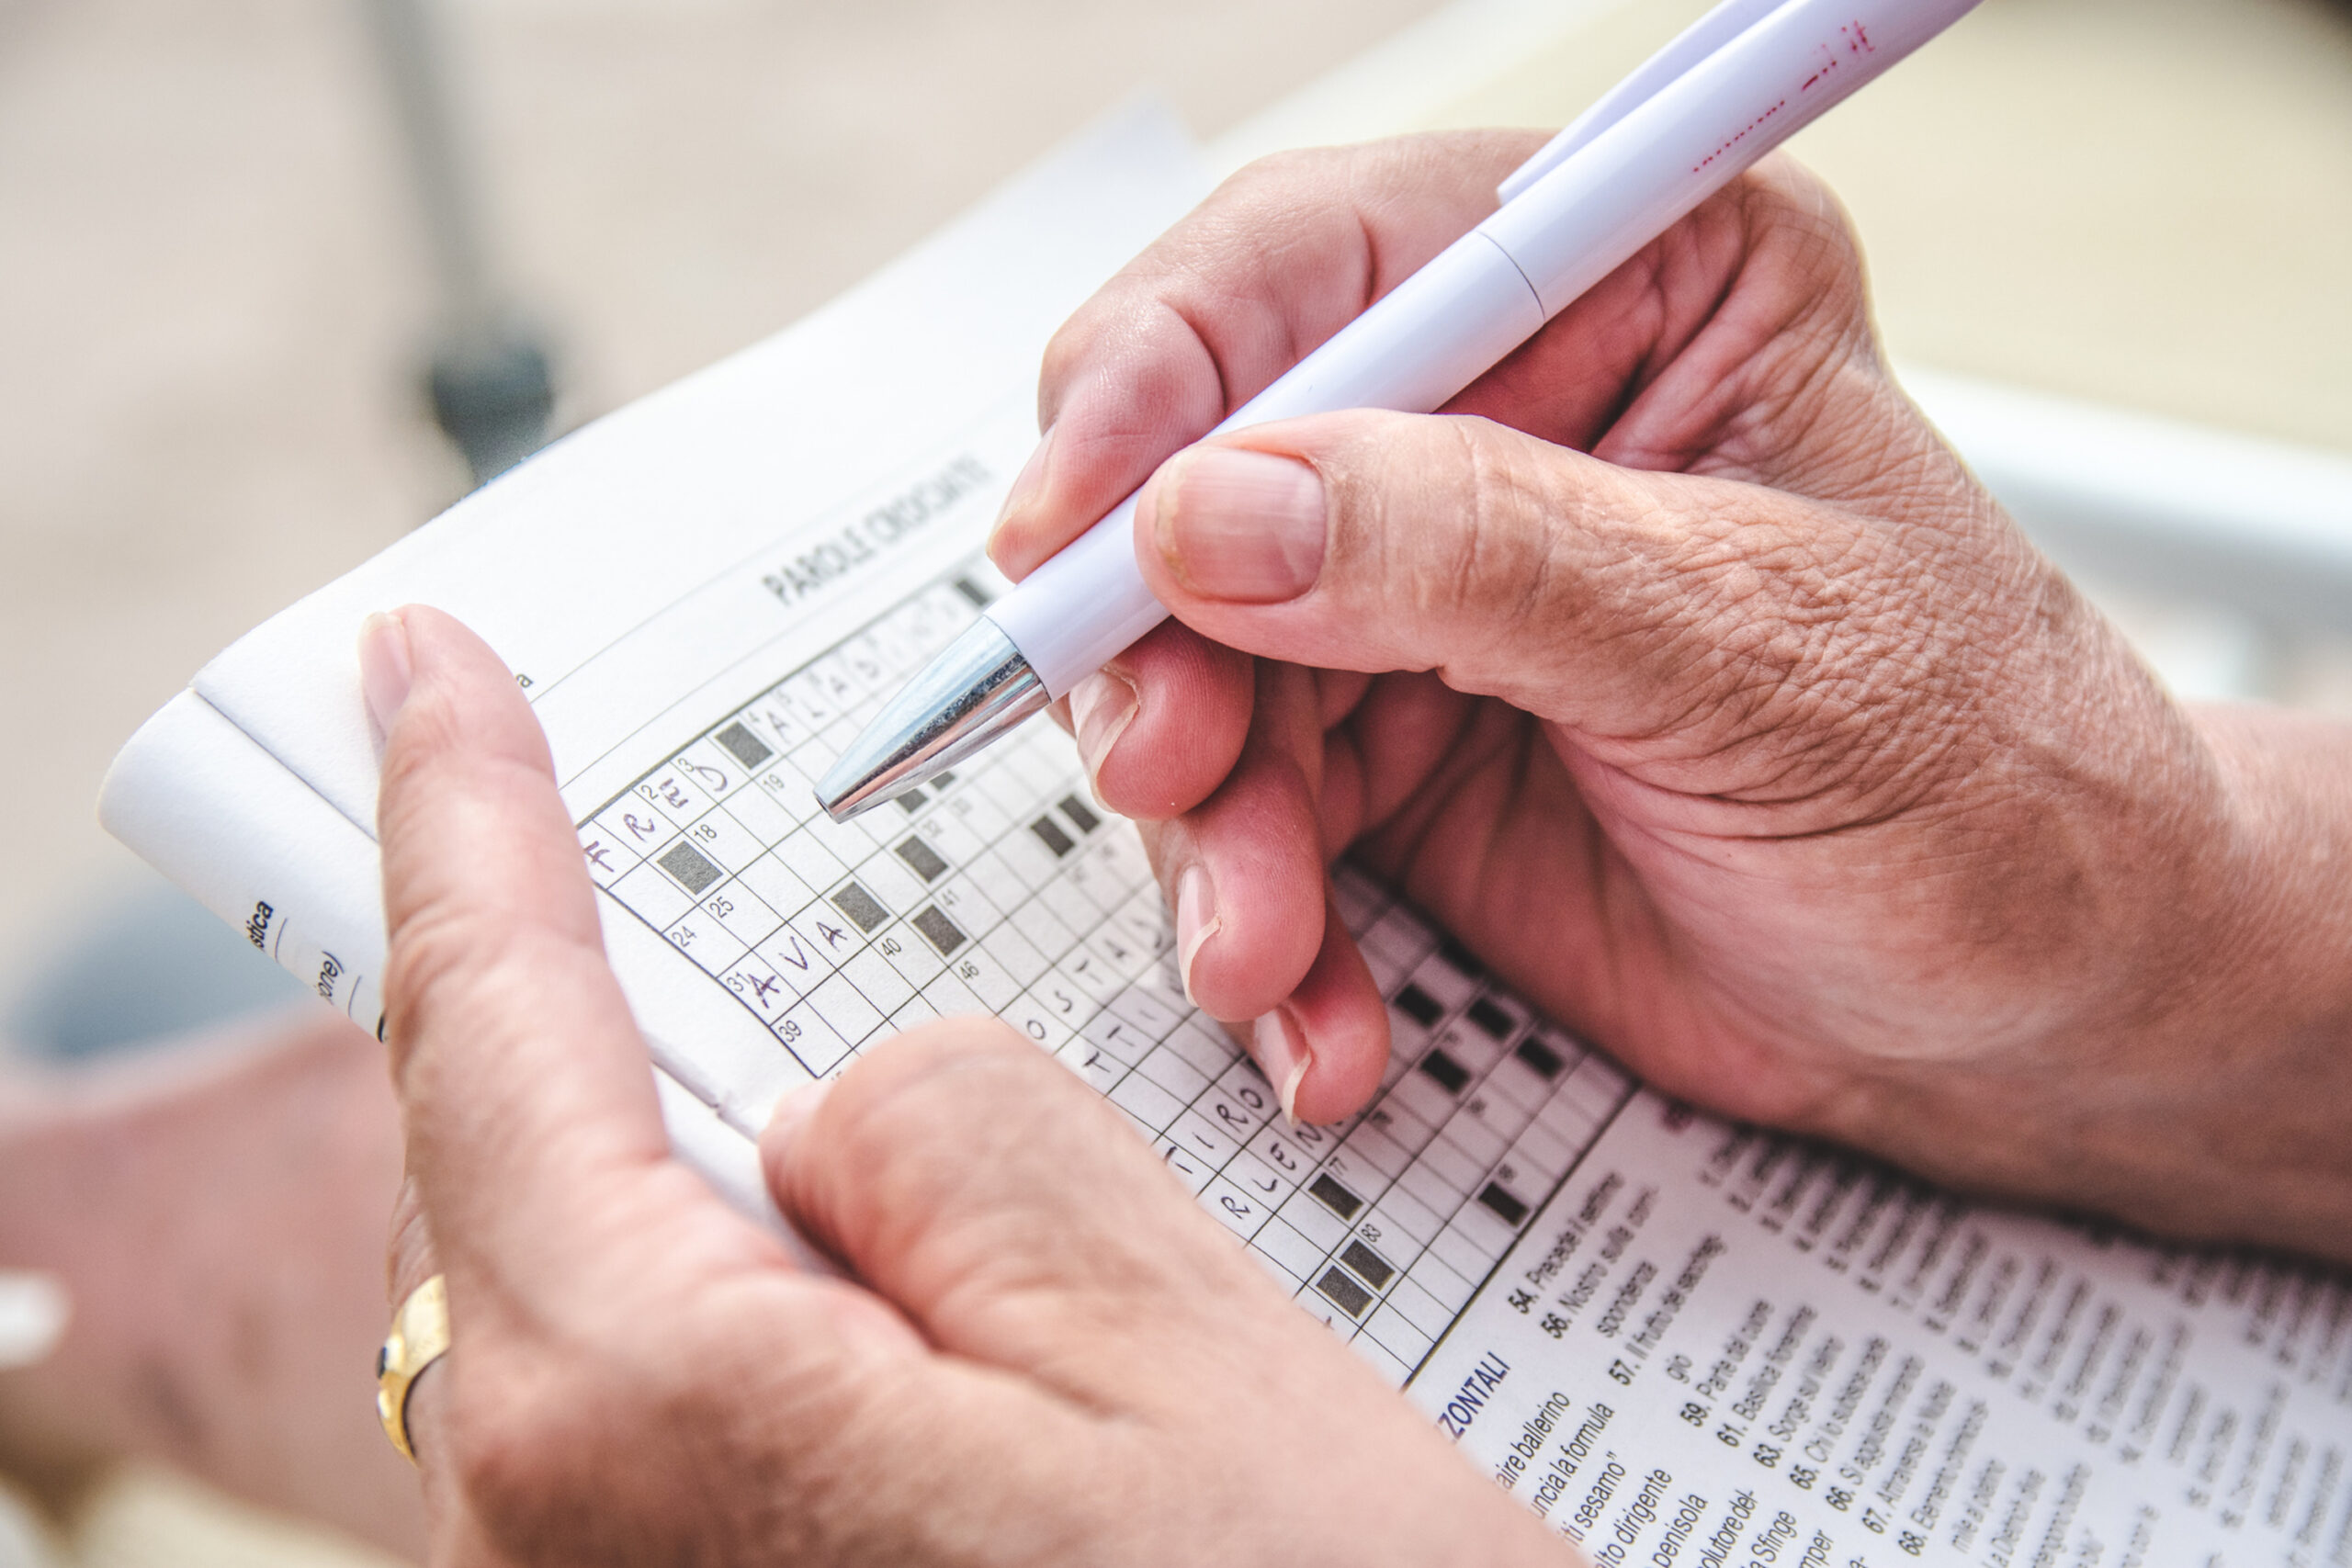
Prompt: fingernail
<box><xmin>987</xmin><ymin>423</ymin><xmax>1056</xmax><ymax>548</ymax></box>
<box><xmin>357</xmin><ymin>611</ymin><xmax>413</xmax><ymax>738</ymax></box>
<box><xmin>1253</xmin><ymin>1007</ymin><xmax>1312</xmax><ymax>1126</ymax></box>
<box><xmin>766</xmin><ymin>1078</ymin><xmax>834</xmax><ymax>1152</ymax></box>
<box><xmin>1174</xmin><ymin>864</ymin><xmax>1220</xmax><ymax>1007</ymax></box>
<box><xmin>1154</xmin><ymin>446</ymin><xmax>1327</xmax><ymax>603</ymax></box>
<box><xmin>1068</xmin><ymin>669</ymin><xmax>1137</xmax><ymax>800</ymax></box>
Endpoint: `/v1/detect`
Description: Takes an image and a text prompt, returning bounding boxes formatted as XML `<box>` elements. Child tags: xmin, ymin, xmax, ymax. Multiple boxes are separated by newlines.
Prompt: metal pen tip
<box><xmin>815</xmin><ymin>618</ymin><xmax>1050</xmax><ymax>822</ymax></box>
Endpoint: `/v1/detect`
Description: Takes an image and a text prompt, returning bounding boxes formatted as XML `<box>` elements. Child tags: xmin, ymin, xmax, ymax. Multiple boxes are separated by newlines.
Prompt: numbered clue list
<box><xmin>571</xmin><ymin>554</ymin><xmax>2352</xmax><ymax>1568</ymax></box>
<box><xmin>1417</xmin><ymin>1097</ymin><xmax>2352</xmax><ymax>1567</ymax></box>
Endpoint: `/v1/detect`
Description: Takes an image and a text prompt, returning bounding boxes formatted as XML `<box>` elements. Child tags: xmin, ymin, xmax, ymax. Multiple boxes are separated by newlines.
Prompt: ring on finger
<box><xmin>376</xmin><ymin>1273</ymin><xmax>450</xmax><ymax>1463</ymax></box>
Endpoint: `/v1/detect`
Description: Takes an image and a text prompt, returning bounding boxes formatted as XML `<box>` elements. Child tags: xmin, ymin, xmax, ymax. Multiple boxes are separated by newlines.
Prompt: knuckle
<box><xmin>784</xmin><ymin>1024</ymin><xmax>1055</xmax><ymax>1247</ymax></box>
<box><xmin>1744</xmin><ymin>156</ymin><xmax>1867</xmax><ymax>280</ymax></box>
<box><xmin>380</xmin><ymin>895</ymin><xmax>498</xmax><ymax>1040</ymax></box>
<box><xmin>810</xmin><ymin>1023</ymin><xmax>1151</xmax><ymax>1242</ymax></box>
<box><xmin>381</xmin><ymin>898</ymin><xmax>573</xmax><ymax>1089</ymax></box>
<box><xmin>1035</xmin><ymin>318</ymin><xmax>1089</xmax><ymax>405</ymax></box>
<box><xmin>1377</xmin><ymin>417</ymin><xmax>1559</xmax><ymax>644</ymax></box>
<box><xmin>831</xmin><ymin>1021</ymin><xmax>1060</xmax><ymax>1158</ymax></box>
<box><xmin>384</xmin><ymin>1183</ymin><xmax>435</xmax><ymax>1302</ymax></box>
<box><xmin>1215</xmin><ymin>144</ymin><xmax>1347</xmax><ymax>207</ymax></box>
<box><xmin>1042</xmin><ymin>289</ymin><xmax>1228</xmax><ymax>448</ymax></box>
<box><xmin>1743</xmin><ymin>162</ymin><xmax>1875</xmax><ymax>358</ymax></box>
<box><xmin>382</xmin><ymin>886</ymin><xmax>474</xmax><ymax>998</ymax></box>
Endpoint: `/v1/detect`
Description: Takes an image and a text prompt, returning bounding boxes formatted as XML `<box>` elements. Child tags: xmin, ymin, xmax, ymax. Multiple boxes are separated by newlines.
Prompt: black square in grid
<box><xmin>1438</xmin><ymin>938</ymin><xmax>1485</xmax><ymax>977</ymax></box>
<box><xmin>1515</xmin><ymin>1036</ymin><xmax>1566</xmax><ymax>1081</ymax></box>
<box><xmin>1417</xmin><ymin>1048</ymin><xmax>1471</xmax><ymax>1095</ymax></box>
<box><xmin>1057</xmin><ymin>795</ymin><xmax>1101</xmax><ymax>834</ymax></box>
<box><xmin>656</xmin><ymin>841</ymin><xmax>722</xmax><ymax>896</ymax></box>
<box><xmin>930</xmin><ymin>771</ymin><xmax>956</xmax><ymax>789</ymax></box>
<box><xmin>1308</xmin><ymin>1173</ymin><xmax>1363</xmax><ymax>1221</ymax></box>
<box><xmin>1393</xmin><ymin>984</ymin><xmax>1443</xmax><ymax>1028</ymax></box>
<box><xmin>831</xmin><ymin>882</ymin><xmax>889</xmax><ymax>933</ymax></box>
<box><xmin>953</xmin><ymin>575</ymin><xmax>992</xmax><ymax>606</ymax></box>
<box><xmin>1030</xmin><ymin>816</ymin><xmax>1076</xmax><ymax>857</ymax></box>
<box><xmin>910</xmin><ymin>905</ymin><xmax>967</xmax><ymax>956</ymax></box>
<box><xmin>1316</xmin><ymin>1266</ymin><xmax>1374</xmax><ymax>1319</ymax></box>
<box><xmin>1467</xmin><ymin>997</ymin><xmax>1516</xmax><ymax>1041</ymax></box>
<box><xmin>894</xmin><ymin>787</ymin><xmax>929</xmax><ymax>814</ymax></box>
<box><xmin>712</xmin><ymin>722</ymin><xmax>773</xmax><ymax>769</ymax></box>
<box><xmin>1339</xmin><ymin>1239</ymin><xmax>1396</xmax><ymax>1291</ymax></box>
<box><xmin>895</xmin><ymin>836</ymin><xmax>949</xmax><ymax>883</ymax></box>
<box><xmin>1477</xmin><ymin>1182</ymin><xmax>1531</xmax><ymax>1228</ymax></box>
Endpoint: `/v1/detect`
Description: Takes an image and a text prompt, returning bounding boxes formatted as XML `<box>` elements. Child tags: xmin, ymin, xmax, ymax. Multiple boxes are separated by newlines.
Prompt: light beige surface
<box><xmin>18</xmin><ymin>1465</ymin><xmax>406</xmax><ymax>1568</ymax></box>
<box><xmin>0</xmin><ymin>0</ymin><xmax>2346</xmax><ymax>1562</ymax></box>
<box><xmin>5</xmin><ymin>0</ymin><xmax>2346</xmax><ymax>979</ymax></box>
<box><xmin>0</xmin><ymin>0</ymin><xmax>1442</xmax><ymax>991</ymax></box>
<box><xmin>1396</xmin><ymin>0</ymin><xmax>2352</xmax><ymax>713</ymax></box>
<box><xmin>1427</xmin><ymin>0</ymin><xmax>2352</xmax><ymax>452</ymax></box>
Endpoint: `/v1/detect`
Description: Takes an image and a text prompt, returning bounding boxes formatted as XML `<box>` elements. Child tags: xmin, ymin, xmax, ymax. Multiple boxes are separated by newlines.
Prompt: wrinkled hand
<box><xmin>366</xmin><ymin>606</ymin><xmax>1568</xmax><ymax>1567</ymax></box>
<box><xmin>990</xmin><ymin>133</ymin><xmax>2352</xmax><ymax>1256</ymax></box>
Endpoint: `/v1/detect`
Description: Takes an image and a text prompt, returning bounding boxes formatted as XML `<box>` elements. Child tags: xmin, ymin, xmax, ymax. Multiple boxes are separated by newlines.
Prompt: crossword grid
<box><xmin>574</xmin><ymin>561</ymin><xmax>1634</xmax><ymax>1387</ymax></box>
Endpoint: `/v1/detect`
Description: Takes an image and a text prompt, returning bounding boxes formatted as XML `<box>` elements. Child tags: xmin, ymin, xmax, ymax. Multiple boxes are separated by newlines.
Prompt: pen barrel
<box><xmin>1486</xmin><ymin>0</ymin><xmax>1983</xmax><ymax>315</ymax></box>
<box><xmin>988</xmin><ymin>234</ymin><xmax>1544</xmax><ymax>697</ymax></box>
<box><xmin>1215</xmin><ymin>232</ymin><xmax>1547</xmax><ymax>429</ymax></box>
<box><xmin>854</xmin><ymin>0</ymin><xmax>1986</xmax><ymax>807</ymax></box>
<box><xmin>991</xmin><ymin>0</ymin><xmax>1984</xmax><ymax>701</ymax></box>
<box><xmin>988</xmin><ymin>493</ymin><xmax>1161</xmax><ymax>698</ymax></box>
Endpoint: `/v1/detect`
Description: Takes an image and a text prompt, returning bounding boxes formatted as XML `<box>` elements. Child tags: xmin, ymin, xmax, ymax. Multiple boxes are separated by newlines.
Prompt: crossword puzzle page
<box><xmin>571</xmin><ymin>550</ymin><xmax>1634</xmax><ymax>1386</ymax></box>
<box><xmin>564</xmin><ymin>556</ymin><xmax>2352</xmax><ymax>1568</ymax></box>
<box><xmin>102</xmin><ymin>109</ymin><xmax>2352</xmax><ymax>1567</ymax></box>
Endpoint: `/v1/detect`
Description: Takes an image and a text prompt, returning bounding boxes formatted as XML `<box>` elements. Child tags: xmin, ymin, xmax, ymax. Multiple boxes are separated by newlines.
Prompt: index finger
<box><xmin>369</xmin><ymin>607</ymin><xmax>755</xmax><ymax>1303</ymax></box>
<box><xmin>987</xmin><ymin>130</ymin><xmax>1543</xmax><ymax>579</ymax></box>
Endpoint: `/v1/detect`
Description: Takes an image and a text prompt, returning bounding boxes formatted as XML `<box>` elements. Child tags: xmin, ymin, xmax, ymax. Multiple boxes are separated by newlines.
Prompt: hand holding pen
<box><xmin>969</xmin><ymin>132</ymin><xmax>2352</xmax><ymax>1260</ymax></box>
<box><xmin>807</xmin><ymin>0</ymin><xmax>2352</xmax><ymax>1261</ymax></box>
<box><xmin>346</xmin><ymin>19</ymin><xmax>2352</xmax><ymax>1564</ymax></box>
<box><xmin>820</xmin><ymin>0</ymin><xmax>1984</xmax><ymax>818</ymax></box>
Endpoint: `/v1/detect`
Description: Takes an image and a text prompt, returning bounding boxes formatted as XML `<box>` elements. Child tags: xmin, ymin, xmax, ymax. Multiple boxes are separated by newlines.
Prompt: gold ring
<box><xmin>376</xmin><ymin>1274</ymin><xmax>450</xmax><ymax>1464</ymax></box>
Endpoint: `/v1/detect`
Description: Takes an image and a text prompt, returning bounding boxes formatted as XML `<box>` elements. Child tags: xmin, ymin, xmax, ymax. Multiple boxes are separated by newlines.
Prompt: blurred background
<box><xmin>0</xmin><ymin>0</ymin><xmax>2346</xmax><ymax>1562</ymax></box>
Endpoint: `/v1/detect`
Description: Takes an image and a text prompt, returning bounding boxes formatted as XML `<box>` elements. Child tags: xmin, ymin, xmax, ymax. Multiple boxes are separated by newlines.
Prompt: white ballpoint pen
<box><xmin>818</xmin><ymin>0</ymin><xmax>1981</xmax><ymax>820</ymax></box>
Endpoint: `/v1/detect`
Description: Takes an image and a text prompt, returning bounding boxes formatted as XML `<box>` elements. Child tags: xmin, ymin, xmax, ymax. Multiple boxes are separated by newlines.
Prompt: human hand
<box><xmin>989</xmin><ymin>133</ymin><xmax>2352</xmax><ymax>1256</ymax></box>
<box><xmin>364</xmin><ymin>606</ymin><xmax>1569</xmax><ymax>1567</ymax></box>
<box><xmin>0</xmin><ymin>1015</ymin><xmax>424</xmax><ymax>1555</ymax></box>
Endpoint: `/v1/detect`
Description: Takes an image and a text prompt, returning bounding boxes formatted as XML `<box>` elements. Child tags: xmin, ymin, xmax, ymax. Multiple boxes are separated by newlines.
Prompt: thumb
<box><xmin>1132</xmin><ymin>409</ymin><xmax>2000</xmax><ymax>779</ymax></box>
<box><xmin>761</xmin><ymin>1019</ymin><xmax>1298</xmax><ymax>1393</ymax></box>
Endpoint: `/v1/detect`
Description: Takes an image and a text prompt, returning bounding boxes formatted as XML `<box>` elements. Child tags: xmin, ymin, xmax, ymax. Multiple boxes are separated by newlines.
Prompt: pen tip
<box><xmin>813</xmin><ymin>618</ymin><xmax>1049</xmax><ymax>821</ymax></box>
